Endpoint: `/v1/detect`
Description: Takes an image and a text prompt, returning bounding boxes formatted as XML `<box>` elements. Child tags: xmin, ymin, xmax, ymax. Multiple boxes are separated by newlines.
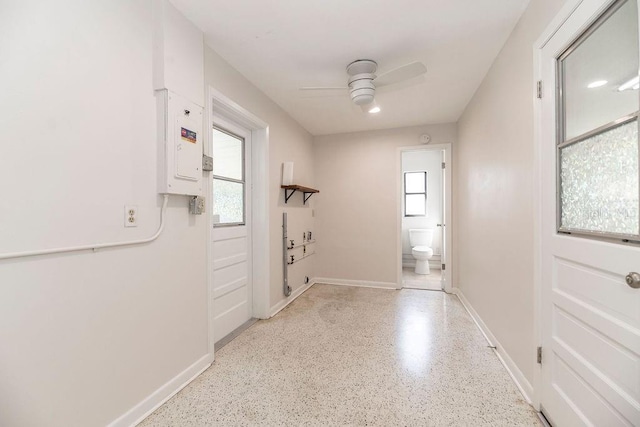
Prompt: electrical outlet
<box><xmin>124</xmin><ymin>205</ymin><xmax>138</xmax><ymax>227</ymax></box>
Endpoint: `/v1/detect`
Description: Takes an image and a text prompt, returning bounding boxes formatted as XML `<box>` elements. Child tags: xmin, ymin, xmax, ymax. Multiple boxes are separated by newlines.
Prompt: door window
<box><xmin>557</xmin><ymin>0</ymin><xmax>640</xmax><ymax>239</ymax></box>
<box><xmin>212</xmin><ymin>127</ymin><xmax>245</xmax><ymax>226</ymax></box>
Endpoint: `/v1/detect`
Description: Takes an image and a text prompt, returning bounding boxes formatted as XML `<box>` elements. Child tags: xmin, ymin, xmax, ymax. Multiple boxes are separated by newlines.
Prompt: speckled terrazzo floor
<box><xmin>403</xmin><ymin>267</ymin><xmax>442</xmax><ymax>291</ymax></box>
<box><xmin>139</xmin><ymin>284</ymin><xmax>540</xmax><ymax>426</ymax></box>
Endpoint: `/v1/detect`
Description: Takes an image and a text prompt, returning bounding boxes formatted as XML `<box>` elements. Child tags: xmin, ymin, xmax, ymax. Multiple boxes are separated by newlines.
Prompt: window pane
<box><xmin>212</xmin><ymin>128</ymin><xmax>243</xmax><ymax>180</ymax></box>
<box><xmin>213</xmin><ymin>179</ymin><xmax>244</xmax><ymax>225</ymax></box>
<box><xmin>562</xmin><ymin>0</ymin><xmax>639</xmax><ymax>141</ymax></box>
<box><xmin>405</xmin><ymin>172</ymin><xmax>426</xmax><ymax>193</ymax></box>
<box><xmin>560</xmin><ymin>120</ymin><xmax>639</xmax><ymax>236</ymax></box>
<box><xmin>406</xmin><ymin>194</ymin><xmax>426</xmax><ymax>216</ymax></box>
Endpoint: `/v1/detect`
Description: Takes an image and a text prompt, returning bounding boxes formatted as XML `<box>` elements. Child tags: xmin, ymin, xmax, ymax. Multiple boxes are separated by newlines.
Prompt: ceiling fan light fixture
<box><xmin>349</xmin><ymin>73</ymin><xmax>376</xmax><ymax>105</ymax></box>
<box><xmin>352</xmin><ymin>92</ymin><xmax>375</xmax><ymax>105</ymax></box>
<box><xmin>359</xmin><ymin>100</ymin><xmax>381</xmax><ymax>113</ymax></box>
<box><xmin>299</xmin><ymin>59</ymin><xmax>427</xmax><ymax>111</ymax></box>
<box><xmin>367</xmin><ymin>100</ymin><xmax>381</xmax><ymax>113</ymax></box>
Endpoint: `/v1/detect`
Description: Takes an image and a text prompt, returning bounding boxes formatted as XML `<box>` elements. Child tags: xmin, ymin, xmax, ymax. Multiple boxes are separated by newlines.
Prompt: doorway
<box><xmin>211</xmin><ymin>123</ymin><xmax>253</xmax><ymax>345</ymax></box>
<box><xmin>206</xmin><ymin>87</ymin><xmax>270</xmax><ymax>356</ymax></box>
<box><xmin>536</xmin><ymin>0</ymin><xmax>640</xmax><ymax>424</ymax></box>
<box><xmin>397</xmin><ymin>144</ymin><xmax>452</xmax><ymax>293</ymax></box>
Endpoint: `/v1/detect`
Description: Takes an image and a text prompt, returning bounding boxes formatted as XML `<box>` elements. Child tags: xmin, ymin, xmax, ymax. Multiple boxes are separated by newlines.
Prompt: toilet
<box><xmin>409</xmin><ymin>229</ymin><xmax>434</xmax><ymax>275</ymax></box>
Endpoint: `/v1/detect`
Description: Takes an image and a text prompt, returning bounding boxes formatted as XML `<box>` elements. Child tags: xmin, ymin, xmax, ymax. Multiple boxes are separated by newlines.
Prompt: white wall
<box><xmin>313</xmin><ymin>124</ymin><xmax>456</xmax><ymax>285</ymax></box>
<box><xmin>0</xmin><ymin>2</ymin><xmax>209</xmax><ymax>425</ymax></box>
<box><xmin>401</xmin><ymin>149</ymin><xmax>443</xmax><ymax>267</ymax></box>
<box><xmin>203</xmin><ymin>48</ymin><xmax>316</xmax><ymax>312</ymax></box>
<box><xmin>0</xmin><ymin>2</ymin><xmax>315</xmax><ymax>425</ymax></box>
<box><xmin>455</xmin><ymin>0</ymin><xmax>567</xmax><ymax>389</ymax></box>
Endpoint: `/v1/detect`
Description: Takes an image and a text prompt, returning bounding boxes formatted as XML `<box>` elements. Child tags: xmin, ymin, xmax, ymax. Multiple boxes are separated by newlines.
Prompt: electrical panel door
<box><xmin>157</xmin><ymin>90</ymin><xmax>203</xmax><ymax>196</ymax></box>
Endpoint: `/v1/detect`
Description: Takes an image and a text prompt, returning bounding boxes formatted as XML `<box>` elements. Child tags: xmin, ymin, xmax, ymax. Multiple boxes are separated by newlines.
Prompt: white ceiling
<box><xmin>171</xmin><ymin>0</ymin><xmax>530</xmax><ymax>136</ymax></box>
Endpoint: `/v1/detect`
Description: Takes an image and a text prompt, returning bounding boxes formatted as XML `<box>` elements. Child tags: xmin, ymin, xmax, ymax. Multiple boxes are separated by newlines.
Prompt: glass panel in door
<box><xmin>558</xmin><ymin>0</ymin><xmax>640</xmax><ymax>239</ymax></box>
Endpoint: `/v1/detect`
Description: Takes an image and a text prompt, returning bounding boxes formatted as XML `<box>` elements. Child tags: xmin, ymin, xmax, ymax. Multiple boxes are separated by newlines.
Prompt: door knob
<box><xmin>625</xmin><ymin>272</ymin><xmax>640</xmax><ymax>289</ymax></box>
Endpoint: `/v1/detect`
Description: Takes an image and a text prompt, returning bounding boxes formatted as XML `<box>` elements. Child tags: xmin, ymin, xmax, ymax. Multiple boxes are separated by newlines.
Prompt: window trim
<box><xmin>404</xmin><ymin>171</ymin><xmax>427</xmax><ymax>217</ymax></box>
<box><xmin>212</xmin><ymin>126</ymin><xmax>246</xmax><ymax>227</ymax></box>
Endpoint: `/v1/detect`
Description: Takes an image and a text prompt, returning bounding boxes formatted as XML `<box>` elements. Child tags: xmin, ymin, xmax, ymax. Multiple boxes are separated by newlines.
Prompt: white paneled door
<box><xmin>539</xmin><ymin>0</ymin><xmax>640</xmax><ymax>425</ymax></box>
<box><xmin>211</xmin><ymin>124</ymin><xmax>252</xmax><ymax>344</ymax></box>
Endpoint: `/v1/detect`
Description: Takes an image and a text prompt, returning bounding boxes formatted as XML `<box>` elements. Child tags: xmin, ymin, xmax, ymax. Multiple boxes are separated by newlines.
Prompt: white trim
<box><xmin>206</xmin><ymin>86</ymin><xmax>271</xmax><ymax>360</ymax></box>
<box><xmin>314</xmin><ymin>277</ymin><xmax>398</xmax><ymax>290</ymax></box>
<box><xmin>534</xmin><ymin>0</ymin><xmax>585</xmax><ymax>49</ymax></box>
<box><xmin>269</xmin><ymin>280</ymin><xmax>316</xmax><ymax>317</ymax></box>
<box><xmin>205</xmin><ymin>87</ymin><xmax>214</xmax><ymax>358</ymax></box>
<box><xmin>108</xmin><ymin>354</ymin><xmax>211</xmax><ymax>427</ymax></box>
<box><xmin>402</xmin><ymin>261</ymin><xmax>442</xmax><ymax>270</ymax></box>
<box><xmin>402</xmin><ymin>254</ymin><xmax>441</xmax><ymax>269</ymax></box>
<box><xmin>396</xmin><ymin>143</ymin><xmax>453</xmax><ymax>293</ymax></box>
<box><xmin>532</xmin><ymin>0</ymin><xmax>598</xmax><ymax>410</ymax></box>
<box><xmin>452</xmin><ymin>288</ymin><xmax>534</xmax><ymax>405</ymax></box>
<box><xmin>532</xmin><ymin>42</ymin><xmax>544</xmax><ymax>409</ymax></box>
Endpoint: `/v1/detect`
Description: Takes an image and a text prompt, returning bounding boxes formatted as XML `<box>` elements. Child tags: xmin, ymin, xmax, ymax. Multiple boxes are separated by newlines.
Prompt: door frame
<box><xmin>532</xmin><ymin>0</ymin><xmax>617</xmax><ymax>410</ymax></box>
<box><xmin>206</xmin><ymin>86</ymin><xmax>270</xmax><ymax>359</ymax></box>
<box><xmin>396</xmin><ymin>143</ymin><xmax>453</xmax><ymax>293</ymax></box>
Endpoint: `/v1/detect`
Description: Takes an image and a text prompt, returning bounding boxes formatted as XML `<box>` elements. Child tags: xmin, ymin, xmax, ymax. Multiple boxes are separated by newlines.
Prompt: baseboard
<box><xmin>314</xmin><ymin>277</ymin><xmax>398</xmax><ymax>290</ymax></box>
<box><xmin>108</xmin><ymin>354</ymin><xmax>212</xmax><ymax>427</ymax></box>
<box><xmin>270</xmin><ymin>280</ymin><xmax>315</xmax><ymax>317</ymax></box>
<box><xmin>402</xmin><ymin>256</ymin><xmax>442</xmax><ymax>270</ymax></box>
<box><xmin>452</xmin><ymin>288</ymin><xmax>534</xmax><ymax>404</ymax></box>
<box><xmin>402</xmin><ymin>262</ymin><xmax>443</xmax><ymax>270</ymax></box>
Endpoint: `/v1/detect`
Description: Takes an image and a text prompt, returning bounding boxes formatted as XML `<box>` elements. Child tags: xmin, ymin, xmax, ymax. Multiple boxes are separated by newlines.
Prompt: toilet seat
<box><xmin>412</xmin><ymin>246</ymin><xmax>433</xmax><ymax>257</ymax></box>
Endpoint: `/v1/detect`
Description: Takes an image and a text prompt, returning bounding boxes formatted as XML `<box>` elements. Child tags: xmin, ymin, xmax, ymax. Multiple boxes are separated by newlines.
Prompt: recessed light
<box><xmin>368</xmin><ymin>106</ymin><xmax>381</xmax><ymax>114</ymax></box>
<box><xmin>587</xmin><ymin>80</ymin><xmax>608</xmax><ymax>88</ymax></box>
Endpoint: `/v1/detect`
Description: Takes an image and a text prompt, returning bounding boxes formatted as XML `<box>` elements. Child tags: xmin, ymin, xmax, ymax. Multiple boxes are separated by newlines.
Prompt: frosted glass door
<box><xmin>558</xmin><ymin>0</ymin><xmax>640</xmax><ymax>240</ymax></box>
<box><xmin>540</xmin><ymin>1</ymin><xmax>640</xmax><ymax>425</ymax></box>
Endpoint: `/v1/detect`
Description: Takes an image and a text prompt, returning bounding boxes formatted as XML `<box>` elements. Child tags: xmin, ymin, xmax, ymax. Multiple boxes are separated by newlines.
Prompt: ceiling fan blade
<box><xmin>374</xmin><ymin>62</ymin><xmax>427</xmax><ymax>87</ymax></box>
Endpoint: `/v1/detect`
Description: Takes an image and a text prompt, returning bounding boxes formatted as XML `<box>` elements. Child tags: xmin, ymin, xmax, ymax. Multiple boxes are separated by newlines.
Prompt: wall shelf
<box><xmin>281</xmin><ymin>185</ymin><xmax>319</xmax><ymax>204</ymax></box>
<box><xmin>287</xmin><ymin>240</ymin><xmax>316</xmax><ymax>250</ymax></box>
<box><xmin>287</xmin><ymin>252</ymin><xmax>315</xmax><ymax>265</ymax></box>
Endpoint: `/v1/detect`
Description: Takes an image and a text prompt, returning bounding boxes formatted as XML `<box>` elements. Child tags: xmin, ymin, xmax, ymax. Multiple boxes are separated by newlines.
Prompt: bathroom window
<box><xmin>212</xmin><ymin>127</ymin><xmax>245</xmax><ymax>226</ymax></box>
<box><xmin>404</xmin><ymin>171</ymin><xmax>427</xmax><ymax>216</ymax></box>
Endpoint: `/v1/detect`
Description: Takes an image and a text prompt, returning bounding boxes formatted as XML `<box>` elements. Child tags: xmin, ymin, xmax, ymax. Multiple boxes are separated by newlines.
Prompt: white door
<box><xmin>540</xmin><ymin>0</ymin><xmax>640</xmax><ymax>425</ymax></box>
<box><xmin>211</xmin><ymin>123</ymin><xmax>252</xmax><ymax>344</ymax></box>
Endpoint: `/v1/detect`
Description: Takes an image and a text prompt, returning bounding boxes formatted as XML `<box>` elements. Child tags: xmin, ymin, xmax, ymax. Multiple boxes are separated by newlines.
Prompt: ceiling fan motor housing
<box><xmin>348</xmin><ymin>74</ymin><xmax>376</xmax><ymax>105</ymax></box>
<box><xmin>347</xmin><ymin>59</ymin><xmax>378</xmax><ymax>105</ymax></box>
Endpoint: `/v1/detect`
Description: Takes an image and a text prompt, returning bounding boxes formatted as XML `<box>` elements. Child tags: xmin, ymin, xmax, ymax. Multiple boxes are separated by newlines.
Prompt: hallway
<box><xmin>141</xmin><ymin>285</ymin><xmax>540</xmax><ymax>426</ymax></box>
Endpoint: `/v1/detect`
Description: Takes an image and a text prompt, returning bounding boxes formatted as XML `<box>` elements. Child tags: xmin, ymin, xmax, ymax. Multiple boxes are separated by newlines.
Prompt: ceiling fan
<box><xmin>299</xmin><ymin>59</ymin><xmax>427</xmax><ymax>111</ymax></box>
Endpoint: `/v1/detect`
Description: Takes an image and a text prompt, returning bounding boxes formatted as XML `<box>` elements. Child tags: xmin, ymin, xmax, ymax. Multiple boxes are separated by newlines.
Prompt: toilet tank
<box><xmin>409</xmin><ymin>229</ymin><xmax>434</xmax><ymax>247</ymax></box>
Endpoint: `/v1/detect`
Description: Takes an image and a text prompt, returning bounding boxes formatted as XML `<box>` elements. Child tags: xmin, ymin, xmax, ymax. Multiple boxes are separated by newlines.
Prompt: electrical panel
<box><xmin>157</xmin><ymin>90</ymin><xmax>203</xmax><ymax>196</ymax></box>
